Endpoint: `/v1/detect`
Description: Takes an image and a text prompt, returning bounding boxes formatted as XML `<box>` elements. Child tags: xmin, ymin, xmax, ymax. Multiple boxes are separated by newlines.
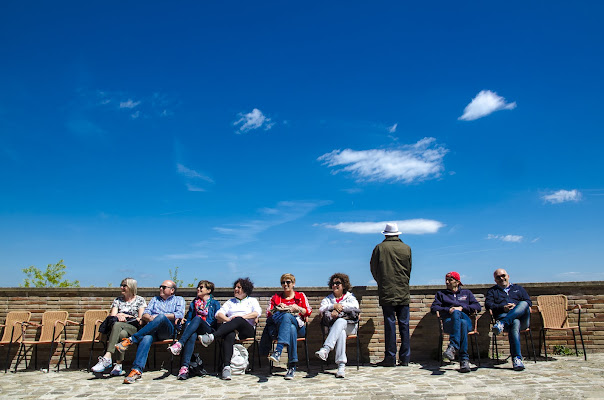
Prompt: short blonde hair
<box><xmin>280</xmin><ymin>273</ymin><xmax>296</xmax><ymax>284</ymax></box>
<box><xmin>120</xmin><ymin>277</ymin><xmax>138</xmax><ymax>296</ymax></box>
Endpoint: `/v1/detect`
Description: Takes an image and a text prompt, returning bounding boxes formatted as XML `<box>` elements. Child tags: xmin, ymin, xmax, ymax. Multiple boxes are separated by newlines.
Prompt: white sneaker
<box><xmin>315</xmin><ymin>347</ymin><xmax>329</xmax><ymax>361</ymax></box>
<box><xmin>110</xmin><ymin>363</ymin><xmax>125</xmax><ymax>376</ymax></box>
<box><xmin>222</xmin><ymin>366</ymin><xmax>232</xmax><ymax>380</ymax></box>
<box><xmin>91</xmin><ymin>356</ymin><xmax>112</xmax><ymax>373</ymax></box>
<box><xmin>199</xmin><ymin>333</ymin><xmax>214</xmax><ymax>347</ymax></box>
<box><xmin>336</xmin><ymin>363</ymin><xmax>346</xmax><ymax>378</ymax></box>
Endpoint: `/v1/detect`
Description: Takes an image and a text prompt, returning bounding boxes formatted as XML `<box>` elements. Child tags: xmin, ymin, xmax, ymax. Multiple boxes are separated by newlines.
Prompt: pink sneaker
<box><xmin>177</xmin><ymin>366</ymin><xmax>189</xmax><ymax>380</ymax></box>
<box><xmin>168</xmin><ymin>341</ymin><xmax>182</xmax><ymax>355</ymax></box>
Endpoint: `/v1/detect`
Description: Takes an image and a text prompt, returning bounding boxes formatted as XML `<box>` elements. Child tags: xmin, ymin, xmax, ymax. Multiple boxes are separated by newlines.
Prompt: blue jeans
<box><xmin>382</xmin><ymin>305</ymin><xmax>410</xmax><ymax>363</ymax></box>
<box><xmin>130</xmin><ymin>314</ymin><xmax>175</xmax><ymax>372</ymax></box>
<box><xmin>178</xmin><ymin>316</ymin><xmax>213</xmax><ymax>367</ymax></box>
<box><xmin>259</xmin><ymin>312</ymin><xmax>306</xmax><ymax>364</ymax></box>
<box><xmin>496</xmin><ymin>300</ymin><xmax>530</xmax><ymax>359</ymax></box>
<box><xmin>442</xmin><ymin>310</ymin><xmax>472</xmax><ymax>360</ymax></box>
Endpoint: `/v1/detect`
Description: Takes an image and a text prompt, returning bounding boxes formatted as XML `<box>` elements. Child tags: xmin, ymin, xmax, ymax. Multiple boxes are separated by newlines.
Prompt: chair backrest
<box><xmin>39</xmin><ymin>311</ymin><xmax>69</xmax><ymax>342</ymax></box>
<box><xmin>538</xmin><ymin>295</ymin><xmax>569</xmax><ymax>329</ymax></box>
<box><xmin>0</xmin><ymin>311</ymin><xmax>32</xmax><ymax>343</ymax></box>
<box><xmin>80</xmin><ymin>310</ymin><xmax>109</xmax><ymax>341</ymax></box>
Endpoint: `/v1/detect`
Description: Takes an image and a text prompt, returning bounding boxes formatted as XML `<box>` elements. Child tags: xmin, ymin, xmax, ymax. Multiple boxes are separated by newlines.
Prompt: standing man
<box><xmin>485</xmin><ymin>268</ymin><xmax>531</xmax><ymax>371</ymax></box>
<box><xmin>116</xmin><ymin>279</ymin><xmax>186</xmax><ymax>383</ymax></box>
<box><xmin>430</xmin><ymin>271</ymin><xmax>481</xmax><ymax>373</ymax></box>
<box><xmin>370</xmin><ymin>222</ymin><xmax>412</xmax><ymax>367</ymax></box>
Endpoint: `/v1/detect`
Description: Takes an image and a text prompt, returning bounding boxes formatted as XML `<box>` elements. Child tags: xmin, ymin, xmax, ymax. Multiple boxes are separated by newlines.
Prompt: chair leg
<box><xmin>56</xmin><ymin>343</ymin><xmax>66</xmax><ymax>372</ymax></box>
<box><xmin>542</xmin><ymin>329</ymin><xmax>548</xmax><ymax>361</ymax></box>
<box><xmin>528</xmin><ymin>329</ymin><xmax>537</xmax><ymax>363</ymax></box>
<box><xmin>578</xmin><ymin>327</ymin><xmax>587</xmax><ymax>361</ymax></box>
<box><xmin>87</xmin><ymin>341</ymin><xmax>96</xmax><ymax>372</ymax></box>
<box><xmin>304</xmin><ymin>340</ymin><xmax>310</xmax><ymax>373</ymax></box>
<box><xmin>572</xmin><ymin>329</ymin><xmax>579</xmax><ymax>357</ymax></box>
<box><xmin>438</xmin><ymin>333</ymin><xmax>444</xmax><ymax>366</ymax></box>
<box><xmin>46</xmin><ymin>342</ymin><xmax>56</xmax><ymax>371</ymax></box>
<box><xmin>356</xmin><ymin>335</ymin><xmax>360</xmax><ymax>370</ymax></box>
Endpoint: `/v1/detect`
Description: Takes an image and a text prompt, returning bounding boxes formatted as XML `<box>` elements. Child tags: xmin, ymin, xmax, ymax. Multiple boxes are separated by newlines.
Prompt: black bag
<box><xmin>188</xmin><ymin>353</ymin><xmax>208</xmax><ymax>377</ymax></box>
<box><xmin>98</xmin><ymin>315</ymin><xmax>140</xmax><ymax>335</ymax></box>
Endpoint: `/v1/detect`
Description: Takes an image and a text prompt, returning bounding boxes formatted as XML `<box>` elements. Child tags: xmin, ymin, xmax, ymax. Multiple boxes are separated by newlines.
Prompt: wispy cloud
<box><xmin>204</xmin><ymin>200</ymin><xmax>331</xmax><ymax>245</ymax></box>
<box><xmin>318</xmin><ymin>137</ymin><xmax>448</xmax><ymax>184</ymax></box>
<box><xmin>177</xmin><ymin>163</ymin><xmax>214</xmax><ymax>192</ymax></box>
<box><xmin>160</xmin><ymin>252</ymin><xmax>208</xmax><ymax>260</ymax></box>
<box><xmin>387</xmin><ymin>123</ymin><xmax>398</xmax><ymax>133</ymax></box>
<box><xmin>233</xmin><ymin>108</ymin><xmax>274</xmax><ymax>133</ymax></box>
<box><xmin>458</xmin><ymin>90</ymin><xmax>517</xmax><ymax>121</ymax></box>
<box><xmin>487</xmin><ymin>234</ymin><xmax>523</xmax><ymax>243</ymax></box>
<box><xmin>321</xmin><ymin>219</ymin><xmax>445</xmax><ymax>235</ymax></box>
<box><xmin>119</xmin><ymin>99</ymin><xmax>141</xmax><ymax>109</ymax></box>
<box><xmin>542</xmin><ymin>189</ymin><xmax>582</xmax><ymax>204</ymax></box>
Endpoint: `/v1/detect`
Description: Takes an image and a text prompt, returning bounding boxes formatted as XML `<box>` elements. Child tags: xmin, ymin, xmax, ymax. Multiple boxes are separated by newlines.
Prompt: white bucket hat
<box><xmin>382</xmin><ymin>222</ymin><xmax>401</xmax><ymax>236</ymax></box>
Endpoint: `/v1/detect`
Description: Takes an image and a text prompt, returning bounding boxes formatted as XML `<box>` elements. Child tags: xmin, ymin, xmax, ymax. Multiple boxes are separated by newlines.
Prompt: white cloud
<box><xmin>322</xmin><ymin>219</ymin><xmax>445</xmax><ymax>235</ymax></box>
<box><xmin>487</xmin><ymin>234</ymin><xmax>523</xmax><ymax>243</ymax></box>
<box><xmin>119</xmin><ymin>99</ymin><xmax>141</xmax><ymax>109</ymax></box>
<box><xmin>233</xmin><ymin>108</ymin><xmax>274</xmax><ymax>133</ymax></box>
<box><xmin>458</xmin><ymin>90</ymin><xmax>517</xmax><ymax>121</ymax></box>
<box><xmin>318</xmin><ymin>137</ymin><xmax>448</xmax><ymax>183</ymax></box>
<box><xmin>185</xmin><ymin>183</ymin><xmax>205</xmax><ymax>192</ymax></box>
<box><xmin>177</xmin><ymin>164</ymin><xmax>214</xmax><ymax>183</ymax></box>
<box><xmin>542</xmin><ymin>189</ymin><xmax>582</xmax><ymax>204</ymax></box>
<box><xmin>387</xmin><ymin>123</ymin><xmax>398</xmax><ymax>133</ymax></box>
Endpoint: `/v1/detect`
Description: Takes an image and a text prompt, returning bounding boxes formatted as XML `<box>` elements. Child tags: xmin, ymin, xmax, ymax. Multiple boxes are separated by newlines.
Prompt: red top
<box><xmin>267</xmin><ymin>291</ymin><xmax>313</xmax><ymax>319</ymax></box>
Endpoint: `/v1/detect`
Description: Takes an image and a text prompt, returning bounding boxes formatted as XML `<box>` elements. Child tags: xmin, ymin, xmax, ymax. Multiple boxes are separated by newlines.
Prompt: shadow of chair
<box><xmin>1</xmin><ymin>311</ymin><xmax>31</xmax><ymax>373</ymax></box>
<box><xmin>14</xmin><ymin>310</ymin><xmax>69</xmax><ymax>372</ymax></box>
<box><xmin>57</xmin><ymin>309</ymin><xmax>108</xmax><ymax>371</ymax></box>
<box><xmin>319</xmin><ymin>317</ymin><xmax>361</xmax><ymax>372</ymax></box>
<box><xmin>489</xmin><ymin>309</ymin><xmax>537</xmax><ymax>362</ymax></box>
<box><xmin>537</xmin><ymin>294</ymin><xmax>586</xmax><ymax>361</ymax></box>
<box><xmin>435</xmin><ymin>311</ymin><xmax>480</xmax><ymax>366</ymax></box>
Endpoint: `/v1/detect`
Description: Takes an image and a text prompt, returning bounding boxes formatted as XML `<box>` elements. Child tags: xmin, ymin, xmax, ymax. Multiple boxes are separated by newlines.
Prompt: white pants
<box><xmin>322</xmin><ymin>318</ymin><xmax>357</xmax><ymax>364</ymax></box>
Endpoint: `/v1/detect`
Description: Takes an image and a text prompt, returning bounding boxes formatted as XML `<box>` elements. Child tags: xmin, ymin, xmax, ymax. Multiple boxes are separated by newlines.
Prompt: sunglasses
<box><xmin>331</xmin><ymin>281</ymin><xmax>343</xmax><ymax>286</ymax></box>
<box><xmin>281</xmin><ymin>280</ymin><xmax>293</xmax><ymax>285</ymax></box>
<box><xmin>120</xmin><ymin>284</ymin><xmax>128</xmax><ymax>288</ymax></box>
<box><xmin>159</xmin><ymin>285</ymin><xmax>173</xmax><ymax>290</ymax></box>
<box><xmin>495</xmin><ymin>274</ymin><xmax>507</xmax><ymax>279</ymax></box>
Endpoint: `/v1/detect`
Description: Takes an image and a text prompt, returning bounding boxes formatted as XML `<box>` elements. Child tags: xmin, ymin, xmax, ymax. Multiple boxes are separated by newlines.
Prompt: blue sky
<box><xmin>1</xmin><ymin>2</ymin><xmax>603</xmax><ymax>288</ymax></box>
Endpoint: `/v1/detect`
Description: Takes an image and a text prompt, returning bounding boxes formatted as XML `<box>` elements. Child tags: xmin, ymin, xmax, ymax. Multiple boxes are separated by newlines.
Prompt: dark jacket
<box><xmin>184</xmin><ymin>295</ymin><xmax>221</xmax><ymax>329</ymax></box>
<box><xmin>485</xmin><ymin>284</ymin><xmax>531</xmax><ymax>317</ymax></box>
<box><xmin>370</xmin><ymin>236</ymin><xmax>412</xmax><ymax>306</ymax></box>
<box><xmin>430</xmin><ymin>288</ymin><xmax>481</xmax><ymax>315</ymax></box>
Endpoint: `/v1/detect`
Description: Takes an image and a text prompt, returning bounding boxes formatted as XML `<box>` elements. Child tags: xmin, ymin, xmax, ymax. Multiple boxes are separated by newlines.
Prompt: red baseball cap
<box><xmin>446</xmin><ymin>271</ymin><xmax>463</xmax><ymax>285</ymax></box>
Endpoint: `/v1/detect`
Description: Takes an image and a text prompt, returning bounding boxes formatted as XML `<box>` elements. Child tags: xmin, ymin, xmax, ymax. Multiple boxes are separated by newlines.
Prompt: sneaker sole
<box><xmin>315</xmin><ymin>352</ymin><xmax>328</xmax><ymax>361</ymax></box>
<box><xmin>268</xmin><ymin>355</ymin><xmax>280</xmax><ymax>363</ymax></box>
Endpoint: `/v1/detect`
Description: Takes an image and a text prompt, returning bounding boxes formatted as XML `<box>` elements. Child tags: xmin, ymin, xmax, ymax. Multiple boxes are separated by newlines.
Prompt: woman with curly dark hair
<box><xmin>315</xmin><ymin>272</ymin><xmax>360</xmax><ymax>378</ymax></box>
<box><xmin>199</xmin><ymin>277</ymin><xmax>261</xmax><ymax>380</ymax></box>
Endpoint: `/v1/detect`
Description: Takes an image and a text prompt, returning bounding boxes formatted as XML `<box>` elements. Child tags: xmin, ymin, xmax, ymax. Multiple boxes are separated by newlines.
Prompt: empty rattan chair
<box><xmin>14</xmin><ymin>310</ymin><xmax>68</xmax><ymax>372</ymax></box>
<box><xmin>1</xmin><ymin>311</ymin><xmax>32</xmax><ymax>373</ymax></box>
<box><xmin>537</xmin><ymin>294</ymin><xmax>586</xmax><ymax>361</ymax></box>
<box><xmin>57</xmin><ymin>309</ymin><xmax>108</xmax><ymax>371</ymax></box>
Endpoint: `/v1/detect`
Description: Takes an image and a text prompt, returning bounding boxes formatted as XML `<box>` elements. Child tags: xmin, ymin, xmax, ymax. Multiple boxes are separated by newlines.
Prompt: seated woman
<box><xmin>315</xmin><ymin>272</ymin><xmax>360</xmax><ymax>378</ymax></box>
<box><xmin>430</xmin><ymin>271</ymin><xmax>481</xmax><ymax>373</ymax></box>
<box><xmin>199</xmin><ymin>277</ymin><xmax>261</xmax><ymax>380</ymax></box>
<box><xmin>91</xmin><ymin>277</ymin><xmax>146</xmax><ymax>376</ymax></box>
<box><xmin>259</xmin><ymin>273</ymin><xmax>312</xmax><ymax>380</ymax></box>
<box><xmin>167</xmin><ymin>280</ymin><xmax>221</xmax><ymax>380</ymax></box>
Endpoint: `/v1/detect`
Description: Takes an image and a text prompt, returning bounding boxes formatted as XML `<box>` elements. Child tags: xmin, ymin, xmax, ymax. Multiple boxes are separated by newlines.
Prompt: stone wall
<box><xmin>1</xmin><ymin>281</ymin><xmax>602</xmax><ymax>370</ymax></box>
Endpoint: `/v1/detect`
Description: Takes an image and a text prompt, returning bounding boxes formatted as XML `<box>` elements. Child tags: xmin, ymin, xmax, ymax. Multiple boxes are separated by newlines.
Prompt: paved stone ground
<box><xmin>1</xmin><ymin>354</ymin><xmax>603</xmax><ymax>399</ymax></box>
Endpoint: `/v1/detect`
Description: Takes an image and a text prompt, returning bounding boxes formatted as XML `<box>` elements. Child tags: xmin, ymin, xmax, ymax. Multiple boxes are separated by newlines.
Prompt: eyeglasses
<box><xmin>120</xmin><ymin>284</ymin><xmax>128</xmax><ymax>288</ymax></box>
<box><xmin>159</xmin><ymin>285</ymin><xmax>173</xmax><ymax>290</ymax></box>
<box><xmin>331</xmin><ymin>281</ymin><xmax>343</xmax><ymax>286</ymax></box>
<box><xmin>495</xmin><ymin>274</ymin><xmax>507</xmax><ymax>279</ymax></box>
<box><xmin>197</xmin><ymin>286</ymin><xmax>204</xmax><ymax>290</ymax></box>
<box><xmin>281</xmin><ymin>280</ymin><xmax>293</xmax><ymax>285</ymax></box>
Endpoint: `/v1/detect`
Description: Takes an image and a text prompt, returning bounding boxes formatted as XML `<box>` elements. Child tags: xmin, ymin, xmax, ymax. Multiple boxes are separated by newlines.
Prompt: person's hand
<box><xmin>290</xmin><ymin>304</ymin><xmax>300</xmax><ymax>314</ymax></box>
<box><xmin>331</xmin><ymin>310</ymin><xmax>339</xmax><ymax>319</ymax></box>
<box><xmin>333</xmin><ymin>303</ymin><xmax>344</xmax><ymax>312</ymax></box>
<box><xmin>449</xmin><ymin>306</ymin><xmax>463</xmax><ymax>314</ymax></box>
<box><xmin>116</xmin><ymin>313</ymin><xmax>127</xmax><ymax>322</ymax></box>
<box><xmin>504</xmin><ymin>303</ymin><xmax>516</xmax><ymax>312</ymax></box>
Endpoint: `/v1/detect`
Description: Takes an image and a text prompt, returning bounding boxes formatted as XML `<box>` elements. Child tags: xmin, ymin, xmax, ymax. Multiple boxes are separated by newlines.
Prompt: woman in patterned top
<box><xmin>167</xmin><ymin>280</ymin><xmax>221</xmax><ymax>380</ymax></box>
<box><xmin>259</xmin><ymin>273</ymin><xmax>312</xmax><ymax>380</ymax></box>
<box><xmin>91</xmin><ymin>277</ymin><xmax>146</xmax><ymax>376</ymax></box>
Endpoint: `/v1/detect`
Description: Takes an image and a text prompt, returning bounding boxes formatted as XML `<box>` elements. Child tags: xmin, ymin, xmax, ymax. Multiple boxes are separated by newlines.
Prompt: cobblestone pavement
<box><xmin>1</xmin><ymin>354</ymin><xmax>603</xmax><ymax>399</ymax></box>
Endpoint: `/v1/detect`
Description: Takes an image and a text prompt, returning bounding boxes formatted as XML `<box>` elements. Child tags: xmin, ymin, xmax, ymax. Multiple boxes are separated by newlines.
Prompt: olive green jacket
<box><xmin>370</xmin><ymin>236</ymin><xmax>412</xmax><ymax>306</ymax></box>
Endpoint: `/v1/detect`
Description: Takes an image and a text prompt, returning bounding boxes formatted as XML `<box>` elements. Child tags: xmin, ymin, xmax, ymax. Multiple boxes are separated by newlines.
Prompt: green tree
<box><xmin>21</xmin><ymin>259</ymin><xmax>80</xmax><ymax>288</ymax></box>
<box><xmin>169</xmin><ymin>266</ymin><xmax>184</xmax><ymax>289</ymax></box>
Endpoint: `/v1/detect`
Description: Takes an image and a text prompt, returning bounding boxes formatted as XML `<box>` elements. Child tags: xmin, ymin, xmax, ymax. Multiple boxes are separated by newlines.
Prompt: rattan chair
<box><xmin>14</xmin><ymin>311</ymin><xmax>68</xmax><ymax>372</ymax></box>
<box><xmin>436</xmin><ymin>311</ymin><xmax>480</xmax><ymax>366</ymax></box>
<box><xmin>319</xmin><ymin>317</ymin><xmax>361</xmax><ymax>371</ymax></box>
<box><xmin>537</xmin><ymin>295</ymin><xmax>586</xmax><ymax>361</ymax></box>
<box><xmin>268</xmin><ymin>321</ymin><xmax>310</xmax><ymax>374</ymax></box>
<box><xmin>489</xmin><ymin>309</ymin><xmax>537</xmax><ymax>362</ymax></box>
<box><xmin>57</xmin><ymin>310</ymin><xmax>108</xmax><ymax>371</ymax></box>
<box><xmin>1</xmin><ymin>311</ymin><xmax>32</xmax><ymax>373</ymax></box>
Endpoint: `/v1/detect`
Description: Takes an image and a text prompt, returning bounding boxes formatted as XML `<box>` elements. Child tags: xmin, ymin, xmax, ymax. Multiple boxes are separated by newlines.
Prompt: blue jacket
<box><xmin>485</xmin><ymin>284</ymin><xmax>531</xmax><ymax>317</ymax></box>
<box><xmin>185</xmin><ymin>295</ymin><xmax>221</xmax><ymax>329</ymax></box>
<box><xmin>431</xmin><ymin>288</ymin><xmax>481</xmax><ymax>315</ymax></box>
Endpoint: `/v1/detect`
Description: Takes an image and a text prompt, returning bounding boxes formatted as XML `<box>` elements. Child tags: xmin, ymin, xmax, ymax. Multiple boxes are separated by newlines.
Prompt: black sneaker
<box><xmin>459</xmin><ymin>359</ymin><xmax>471</xmax><ymax>373</ymax></box>
<box><xmin>268</xmin><ymin>350</ymin><xmax>281</xmax><ymax>363</ymax></box>
<box><xmin>284</xmin><ymin>365</ymin><xmax>296</xmax><ymax>380</ymax></box>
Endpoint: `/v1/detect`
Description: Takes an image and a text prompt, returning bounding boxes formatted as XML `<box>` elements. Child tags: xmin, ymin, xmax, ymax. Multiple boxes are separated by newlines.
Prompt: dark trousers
<box><xmin>212</xmin><ymin>317</ymin><xmax>255</xmax><ymax>367</ymax></box>
<box><xmin>382</xmin><ymin>305</ymin><xmax>410</xmax><ymax>363</ymax></box>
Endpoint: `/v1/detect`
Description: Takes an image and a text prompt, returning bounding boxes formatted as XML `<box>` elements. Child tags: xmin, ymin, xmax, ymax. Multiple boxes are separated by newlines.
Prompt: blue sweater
<box><xmin>485</xmin><ymin>284</ymin><xmax>531</xmax><ymax>317</ymax></box>
<box><xmin>431</xmin><ymin>288</ymin><xmax>481</xmax><ymax>315</ymax></box>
